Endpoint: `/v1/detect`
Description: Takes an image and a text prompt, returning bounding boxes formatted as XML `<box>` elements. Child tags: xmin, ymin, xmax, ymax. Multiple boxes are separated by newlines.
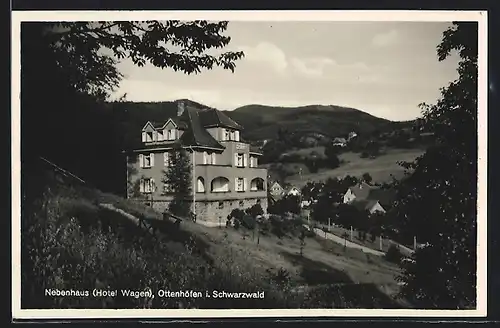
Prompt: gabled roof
<box><xmin>285</xmin><ymin>186</ymin><xmax>300</xmax><ymax>194</ymax></box>
<box><xmin>151</xmin><ymin>118</ymin><xmax>188</xmax><ymax>130</ymax></box>
<box><xmin>198</xmin><ymin>108</ymin><xmax>242</xmax><ymax>130</ymax></box>
<box><xmin>348</xmin><ymin>182</ymin><xmax>374</xmax><ymax>200</ymax></box>
<box><xmin>352</xmin><ymin>199</ymin><xmax>383</xmax><ymax>212</ymax></box>
<box><xmin>367</xmin><ymin>188</ymin><xmax>397</xmax><ymax>208</ymax></box>
<box><xmin>269</xmin><ymin>180</ymin><xmax>283</xmax><ymax>188</ymax></box>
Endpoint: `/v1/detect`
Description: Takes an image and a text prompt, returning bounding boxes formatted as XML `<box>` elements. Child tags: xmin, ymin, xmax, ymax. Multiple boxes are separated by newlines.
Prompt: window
<box><xmin>157</xmin><ymin>130</ymin><xmax>164</xmax><ymax>141</ymax></box>
<box><xmin>235</xmin><ymin>177</ymin><xmax>247</xmax><ymax>192</ymax></box>
<box><xmin>211</xmin><ymin>177</ymin><xmax>230</xmax><ymax>192</ymax></box>
<box><xmin>235</xmin><ymin>153</ymin><xmax>245</xmax><ymax>167</ymax></box>
<box><xmin>234</xmin><ymin>130</ymin><xmax>240</xmax><ymax>142</ymax></box>
<box><xmin>224</xmin><ymin>129</ymin><xmax>230</xmax><ymax>141</ymax></box>
<box><xmin>249</xmin><ymin>156</ymin><xmax>258</xmax><ymax>168</ymax></box>
<box><xmin>164</xmin><ymin>152</ymin><xmax>171</xmax><ymax>166</ymax></box>
<box><xmin>167</xmin><ymin>129</ymin><xmax>176</xmax><ymax>141</ymax></box>
<box><xmin>197</xmin><ymin>177</ymin><xmax>205</xmax><ymax>193</ymax></box>
<box><xmin>218</xmin><ymin>201</ymin><xmax>224</xmax><ymax>209</ymax></box>
<box><xmin>230</xmin><ymin>131</ymin><xmax>235</xmax><ymax>141</ymax></box>
<box><xmin>203</xmin><ymin>152</ymin><xmax>216</xmax><ymax>165</ymax></box>
<box><xmin>143</xmin><ymin>132</ymin><xmax>153</xmax><ymax>142</ymax></box>
<box><xmin>250</xmin><ymin>178</ymin><xmax>265</xmax><ymax>191</ymax></box>
<box><xmin>211</xmin><ymin>153</ymin><xmax>216</xmax><ymax>165</ymax></box>
<box><xmin>139</xmin><ymin>178</ymin><xmax>155</xmax><ymax>193</ymax></box>
<box><xmin>140</xmin><ymin>153</ymin><xmax>154</xmax><ymax>168</ymax></box>
<box><xmin>163</xmin><ymin>182</ymin><xmax>174</xmax><ymax>193</ymax></box>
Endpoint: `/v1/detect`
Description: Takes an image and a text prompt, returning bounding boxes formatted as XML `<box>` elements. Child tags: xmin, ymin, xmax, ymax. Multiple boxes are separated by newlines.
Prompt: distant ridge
<box><xmin>108</xmin><ymin>99</ymin><xmax>415</xmax><ymax>146</ymax></box>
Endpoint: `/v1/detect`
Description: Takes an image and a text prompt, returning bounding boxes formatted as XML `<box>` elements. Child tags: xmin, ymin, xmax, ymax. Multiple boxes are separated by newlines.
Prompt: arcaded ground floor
<box><xmin>137</xmin><ymin>196</ymin><xmax>268</xmax><ymax>225</ymax></box>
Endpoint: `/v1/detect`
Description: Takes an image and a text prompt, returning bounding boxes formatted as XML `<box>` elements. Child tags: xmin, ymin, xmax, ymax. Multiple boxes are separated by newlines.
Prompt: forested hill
<box><xmin>109</xmin><ymin>100</ymin><xmax>416</xmax><ymax>146</ymax></box>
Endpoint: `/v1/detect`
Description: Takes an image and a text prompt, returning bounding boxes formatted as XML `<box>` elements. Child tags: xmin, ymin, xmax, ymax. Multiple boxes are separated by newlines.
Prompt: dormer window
<box><xmin>142</xmin><ymin>131</ymin><xmax>154</xmax><ymax>143</ymax></box>
<box><xmin>157</xmin><ymin>130</ymin><xmax>164</xmax><ymax>141</ymax></box>
<box><xmin>222</xmin><ymin>128</ymin><xmax>240</xmax><ymax>142</ymax></box>
<box><xmin>166</xmin><ymin>129</ymin><xmax>176</xmax><ymax>141</ymax></box>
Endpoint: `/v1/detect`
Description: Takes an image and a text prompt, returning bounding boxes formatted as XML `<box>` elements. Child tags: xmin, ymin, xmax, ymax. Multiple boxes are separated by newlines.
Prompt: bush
<box><xmin>385</xmin><ymin>244</ymin><xmax>403</xmax><ymax>264</ymax></box>
<box><xmin>247</xmin><ymin>203</ymin><xmax>264</xmax><ymax>218</ymax></box>
<box><xmin>240</xmin><ymin>215</ymin><xmax>257</xmax><ymax>230</ymax></box>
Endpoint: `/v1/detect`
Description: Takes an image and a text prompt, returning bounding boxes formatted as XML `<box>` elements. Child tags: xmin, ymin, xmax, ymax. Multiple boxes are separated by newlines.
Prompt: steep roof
<box><xmin>198</xmin><ymin>108</ymin><xmax>242</xmax><ymax>130</ymax></box>
<box><xmin>178</xmin><ymin>105</ymin><xmax>225</xmax><ymax>149</ymax></box>
<box><xmin>352</xmin><ymin>199</ymin><xmax>382</xmax><ymax>212</ymax></box>
<box><xmin>151</xmin><ymin>118</ymin><xmax>188</xmax><ymax>130</ymax></box>
<box><xmin>348</xmin><ymin>182</ymin><xmax>374</xmax><ymax>200</ymax></box>
<box><xmin>367</xmin><ymin>188</ymin><xmax>397</xmax><ymax>208</ymax></box>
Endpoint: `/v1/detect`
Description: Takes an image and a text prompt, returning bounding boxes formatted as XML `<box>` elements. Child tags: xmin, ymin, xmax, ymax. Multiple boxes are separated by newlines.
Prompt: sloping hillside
<box><xmin>21</xmin><ymin>158</ymin><xmax>409</xmax><ymax>309</ymax></box>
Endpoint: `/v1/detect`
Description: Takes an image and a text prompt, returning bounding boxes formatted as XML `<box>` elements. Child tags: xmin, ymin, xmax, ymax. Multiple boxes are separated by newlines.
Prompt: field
<box><xmin>281</xmin><ymin>148</ymin><xmax>425</xmax><ymax>188</ymax></box>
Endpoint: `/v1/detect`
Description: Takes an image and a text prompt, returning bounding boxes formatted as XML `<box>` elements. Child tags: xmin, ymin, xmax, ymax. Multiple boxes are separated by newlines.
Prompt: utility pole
<box><xmin>414</xmin><ymin>235</ymin><xmax>417</xmax><ymax>250</ymax></box>
<box><xmin>190</xmin><ymin>146</ymin><xmax>196</xmax><ymax>219</ymax></box>
<box><xmin>328</xmin><ymin>217</ymin><xmax>331</xmax><ymax>232</ymax></box>
<box><xmin>350</xmin><ymin>226</ymin><xmax>353</xmax><ymax>241</ymax></box>
<box><xmin>380</xmin><ymin>235</ymin><xmax>383</xmax><ymax>251</ymax></box>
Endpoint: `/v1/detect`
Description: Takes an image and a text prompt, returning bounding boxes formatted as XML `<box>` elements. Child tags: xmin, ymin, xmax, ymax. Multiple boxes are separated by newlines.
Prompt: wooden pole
<box><xmin>414</xmin><ymin>235</ymin><xmax>417</xmax><ymax>250</ymax></box>
<box><xmin>328</xmin><ymin>217</ymin><xmax>331</xmax><ymax>231</ymax></box>
<box><xmin>191</xmin><ymin>146</ymin><xmax>196</xmax><ymax>218</ymax></box>
<box><xmin>350</xmin><ymin>226</ymin><xmax>353</xmax><ymax>241</ymax></box>
<box><xmin>379</xmin><ymin>235</ymin><xmax>383</xmax><ymax>251</ymax></box>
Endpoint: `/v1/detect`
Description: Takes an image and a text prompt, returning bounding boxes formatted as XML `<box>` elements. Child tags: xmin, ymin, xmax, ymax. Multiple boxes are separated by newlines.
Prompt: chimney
<box><xmin>177</xmin><ymin>101</ymin><xmax>185</xmax><ymax>117</ymax></box>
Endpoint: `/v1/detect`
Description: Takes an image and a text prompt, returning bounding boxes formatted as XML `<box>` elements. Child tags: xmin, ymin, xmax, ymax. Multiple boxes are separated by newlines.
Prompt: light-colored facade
<box><xmin>126</xmin><ymin>101</ymin><xmax>268</xmax><ymax>225</ymax></box>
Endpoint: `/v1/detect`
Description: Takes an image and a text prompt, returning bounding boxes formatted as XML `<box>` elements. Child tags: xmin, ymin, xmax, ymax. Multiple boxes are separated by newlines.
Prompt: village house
<box><xmin>269</xmin><ymin>180</ymin><xmax>284</xmax><ymax>197</ymax></box>
<box><xmin>343</xmin><ymin>181</ymin><xmax>396</xmax><ymax>215</ymax></box>
<box><xmin>125</xmin><ymin>101</ymin><xmax>268</xmax><ymax>225</ymax></box>
<box><xmin>284</xmin><ymin>185</ymin><xmax>301</xmax><ymax>197</ymax></box>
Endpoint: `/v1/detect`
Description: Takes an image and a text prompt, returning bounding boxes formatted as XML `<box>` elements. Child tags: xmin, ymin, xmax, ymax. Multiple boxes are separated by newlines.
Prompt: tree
<box><xmin>22</xmin><ymin>21</ymin><xmax>244</xmax><ymax>194</ymax></box>
<box><xmin>362</xmin><ymin>172</ymin><xmax>373</xmax><ymax>184</ymax></box>
<box><xmin>162</xmin><ymin>146</ymin><xmax>192</xmax><ymax>217</ymax></box>
<box><xmin>394</xmin><ymin>22</ymin><xmax>478</xmax><ymax>309</ymax></box>
<box><xmin>247</xmin><ymin>203</ymin><xmax>264</xmax><ymax>218</ymax></box>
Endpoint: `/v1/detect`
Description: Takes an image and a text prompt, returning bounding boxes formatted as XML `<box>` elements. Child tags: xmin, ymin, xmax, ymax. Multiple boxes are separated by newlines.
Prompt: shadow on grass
<box><xmin>281</xmin><ymin>251</ymin><xmax>351</xmax><ymax>285</ymax></box>
<box><xmin>281</xmin><ymin>250</ymin><xmax>402</xmax><ymax>309</ymax></box>
<box><xmin>97</xmin><ymin>208</ymin><xmax>214</xmax><ymax>266</ymax></box>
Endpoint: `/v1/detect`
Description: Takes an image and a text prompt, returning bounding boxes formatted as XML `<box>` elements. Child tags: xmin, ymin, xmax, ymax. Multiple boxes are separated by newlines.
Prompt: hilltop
<box><xmin>226</xmin><ymin>103</ymin><xmax>414</xmax><ymax>141</ymax></box>
<box><xmin>109</xmin><ymin>99</ymin><xmax>416</xmax><ymax>148</ymax></box>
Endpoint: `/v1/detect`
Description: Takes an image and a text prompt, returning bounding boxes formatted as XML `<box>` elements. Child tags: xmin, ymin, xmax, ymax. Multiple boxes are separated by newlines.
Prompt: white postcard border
<box><xmin>11</xmin><ymin>10</ymin><xmax>488</xmax><ymax>319</ymax></box>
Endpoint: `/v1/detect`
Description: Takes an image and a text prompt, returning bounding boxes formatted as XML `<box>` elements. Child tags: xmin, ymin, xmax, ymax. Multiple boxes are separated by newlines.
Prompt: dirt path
<box><xmin>307</xmin><ymin>226</ymin><xmax>386</xmax><ymax>256</ymax></box>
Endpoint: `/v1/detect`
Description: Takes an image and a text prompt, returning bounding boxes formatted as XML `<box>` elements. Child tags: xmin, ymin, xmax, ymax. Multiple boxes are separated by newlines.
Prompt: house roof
<box><xmin>367</xmin><ymin>188</ymin><xmax>397</xmax><ymax>208</ymax></box>
<box><xmin>352</xmin><ymin>199</ymin><xmax>382</xmax><ymax>212</ymax></box>
<box><xmin>285</xmin><ymin>186</ymin><xmax>300</xmax><ymax>194</ymax></box>
<box><xmin>178</xmin><ymin>105</ymin><xmax>225</xmax><ymax>150</ymax></box>
<box><xmin>348</xmin><ymin>182</ymin><xmax>374</xmax><ymax>200</ymax></box>
<box><xmin>249</xmin><ymin>145</ymin><xmax>263</xmax><ymax>154</ymax></box>
<box><xmin>151</xmin><ymin>118</ymin><xmax>188</xmax><ymax>130</ymax></box>
<box><xmin>198</xmin><ymin>108</ymin><xmax>242</xmax><ymax>130</ymax></box>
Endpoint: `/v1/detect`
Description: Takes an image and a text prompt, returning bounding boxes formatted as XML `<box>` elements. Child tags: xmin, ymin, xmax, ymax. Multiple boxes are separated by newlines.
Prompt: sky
<box><xmin>111</xmin><ymin>21</ymin><xmax>460</xmax><ymax>122</ymax></box>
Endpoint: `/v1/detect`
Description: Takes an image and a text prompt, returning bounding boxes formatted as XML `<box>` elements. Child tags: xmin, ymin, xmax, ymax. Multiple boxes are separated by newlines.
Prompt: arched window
<box><xmin>211</xmin><ymin>177</ymin><xmax>230</xmax><ymax>192</ymax></box>
<box><xmin>197</xmin><ymin>177</ymin><xmax>205</xmax><ymax>193</ymax></box>
<box><xmin>250</xmin><ymin>178</ymin><xmax>265</xmax><ymax>191</ymax></box>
